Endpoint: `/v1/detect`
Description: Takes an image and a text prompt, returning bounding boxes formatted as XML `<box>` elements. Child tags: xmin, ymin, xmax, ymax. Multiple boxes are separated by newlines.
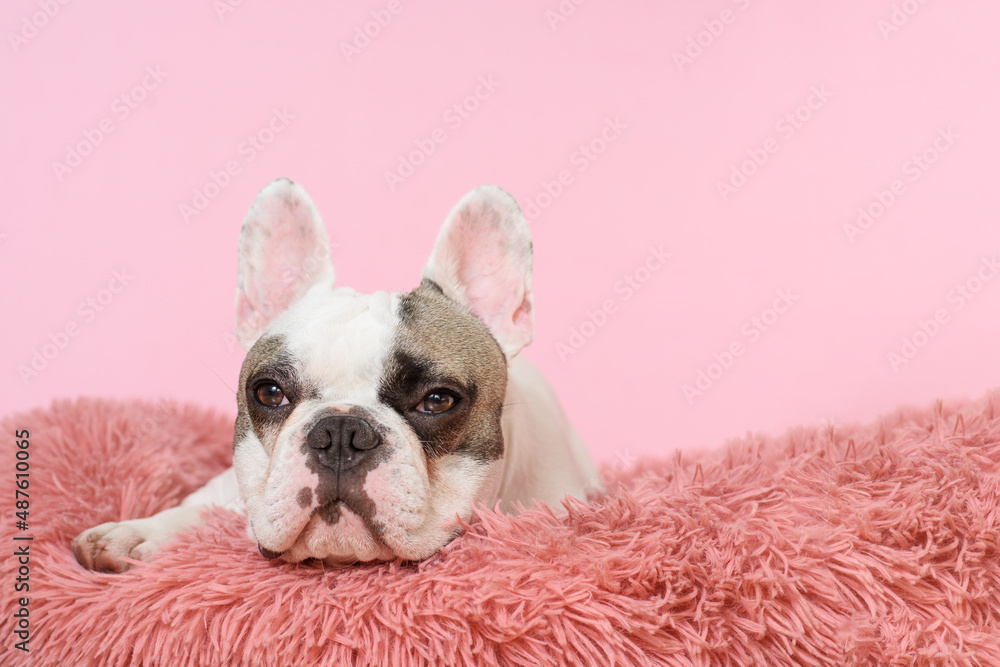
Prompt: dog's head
<box><xmin>232</xmin><ymin>179</ymin><xmax>534</xmax><ymax>564</ymax></box>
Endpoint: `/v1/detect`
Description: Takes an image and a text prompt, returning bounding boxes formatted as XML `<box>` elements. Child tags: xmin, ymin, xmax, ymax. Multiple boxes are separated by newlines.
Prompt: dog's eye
<box><xmin>417</xmin><ymin>391</ymin><xmax>456</xmax><ymax>414</ymax></box>
<box><xmin>255</xmin><ymin>383</ymin><xmax>289</xmax><ymax>407</ymax></box>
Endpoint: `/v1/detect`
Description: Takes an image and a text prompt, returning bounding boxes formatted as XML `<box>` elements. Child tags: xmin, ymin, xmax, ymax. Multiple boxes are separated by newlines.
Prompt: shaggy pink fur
<box><xmin>3</xmin><ymin>392</ymin><xmax>1000</xmax><ymax>666</ymax></box>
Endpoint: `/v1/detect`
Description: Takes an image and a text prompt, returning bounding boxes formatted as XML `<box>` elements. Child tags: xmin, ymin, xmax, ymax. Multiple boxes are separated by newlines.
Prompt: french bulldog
<box><xmin>73</xmin><ymin>179</ymin><xmax>602</xmax><ymax>572</ymax></box>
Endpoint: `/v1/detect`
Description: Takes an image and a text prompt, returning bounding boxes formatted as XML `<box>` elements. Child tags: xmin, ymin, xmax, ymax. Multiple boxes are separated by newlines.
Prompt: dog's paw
<box><xmin>72</xmin><ymin>519</ymin><xmax>166</xmax><ymax>573</ymax></box>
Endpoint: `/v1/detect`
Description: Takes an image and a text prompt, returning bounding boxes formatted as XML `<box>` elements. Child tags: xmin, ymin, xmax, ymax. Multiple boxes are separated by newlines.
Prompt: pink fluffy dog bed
<box><xmin>4</xmin><ymin>391</ymin><xmax>1000</xmax><ymax>666</ymax></box>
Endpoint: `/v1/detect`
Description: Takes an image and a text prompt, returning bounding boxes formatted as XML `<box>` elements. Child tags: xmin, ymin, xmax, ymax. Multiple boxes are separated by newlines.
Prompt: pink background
<box><xmin>3</xmin><ymin>1</ymin><xmax>999</xmax><ymax>464</ymax></box>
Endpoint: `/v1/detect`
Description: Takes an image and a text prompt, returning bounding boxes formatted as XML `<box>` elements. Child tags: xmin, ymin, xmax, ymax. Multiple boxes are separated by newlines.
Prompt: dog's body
<box><xmin>74</xmin><ymin>180</ymin><xmax>601</xmax><ymax>572</ymax></box>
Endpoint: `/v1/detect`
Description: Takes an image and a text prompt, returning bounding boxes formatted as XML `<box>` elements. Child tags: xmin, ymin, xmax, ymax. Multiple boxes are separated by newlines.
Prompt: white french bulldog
<box><xmin>74</xmin><ymin>179</ymin><xmax>602</xmax><ymax>572</ymax></box>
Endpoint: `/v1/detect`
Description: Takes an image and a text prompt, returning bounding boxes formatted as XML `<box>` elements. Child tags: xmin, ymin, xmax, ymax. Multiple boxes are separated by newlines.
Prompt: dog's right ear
<box><xmin>234</xmin><ymin>178</ymin><xmax>334</xmax><ymax>350</ymax></box>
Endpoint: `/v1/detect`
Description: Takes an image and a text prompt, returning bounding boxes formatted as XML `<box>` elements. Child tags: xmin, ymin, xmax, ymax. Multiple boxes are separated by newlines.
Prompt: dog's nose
<box><xmin>306</xmin><ymin>415</ymin><xmax>382</xmax><ymax>471</ymax></box>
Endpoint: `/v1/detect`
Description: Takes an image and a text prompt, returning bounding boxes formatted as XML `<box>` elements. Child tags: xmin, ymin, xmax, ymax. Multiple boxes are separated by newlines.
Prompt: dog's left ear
<box><xmin>422</xmin><ymin>185</ymin><xmax>534</xmax><ymax>359</ymax></box>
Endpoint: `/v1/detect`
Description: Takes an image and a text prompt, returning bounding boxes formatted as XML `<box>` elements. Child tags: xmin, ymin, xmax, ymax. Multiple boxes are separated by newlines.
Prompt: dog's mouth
<box><xmin>257</xmin><ymin>543</ymin><xmax>285</xmax><ymax>560</ymax></box>
<box><xmin>257</xmin><ymin>500</ymin><xmax>389</xmax><ymax>563</ymax></box>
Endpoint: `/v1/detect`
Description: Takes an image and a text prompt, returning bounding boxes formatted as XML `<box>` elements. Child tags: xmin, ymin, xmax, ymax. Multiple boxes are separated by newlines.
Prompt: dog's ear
<box><xmin>234</xmin><ymin>178</ymin><xmax>334</xmax><ymax>350</ymax></box>
<box><xmin>422</xmin><ymin>185</ymin><xmax>534</xmax><ymax>359</ymax></box>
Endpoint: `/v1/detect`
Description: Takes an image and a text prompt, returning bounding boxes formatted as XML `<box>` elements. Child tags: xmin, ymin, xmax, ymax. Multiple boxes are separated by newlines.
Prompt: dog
<box><xmin>73</xmin><ymin>179</ymin><xmax>603</xmax><ymax>572</ymax></box>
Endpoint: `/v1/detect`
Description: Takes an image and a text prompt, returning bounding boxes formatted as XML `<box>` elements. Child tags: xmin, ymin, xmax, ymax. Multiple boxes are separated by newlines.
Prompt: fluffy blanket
<box><xmin>2</xmin><ymin>391</ymin><xmax>1000</xmax><ymax>666</ymax></box>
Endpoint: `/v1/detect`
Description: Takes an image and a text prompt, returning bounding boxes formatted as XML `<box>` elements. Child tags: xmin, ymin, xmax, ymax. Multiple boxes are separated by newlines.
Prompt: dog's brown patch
<box><xmin>234</xmin><ymin>334</ymin><xmax>317</xmax><ymax>451</ymax></box>
<box><xmin>378</xmin><ymin>280</ymin><xmax>507</xmax><ymax>461</ymax></box>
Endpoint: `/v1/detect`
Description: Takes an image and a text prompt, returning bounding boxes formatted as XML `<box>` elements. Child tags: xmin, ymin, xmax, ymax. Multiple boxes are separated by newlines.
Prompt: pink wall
<box><xmin>3</xmin><ymin>1</ymin><xmax>998</xmax><ymax>465</ymax></box>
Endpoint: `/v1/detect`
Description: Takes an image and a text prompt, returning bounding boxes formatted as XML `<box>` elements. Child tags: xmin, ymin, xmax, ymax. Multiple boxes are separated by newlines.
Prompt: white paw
<box><xmin>72</xmin><ymin>518</ymin><xmax>169</xmax><ymax>573</ymax></box>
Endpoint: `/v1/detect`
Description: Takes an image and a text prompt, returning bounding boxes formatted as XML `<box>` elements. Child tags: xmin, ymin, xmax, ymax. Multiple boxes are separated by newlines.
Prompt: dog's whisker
<box><xmin>202</xmin><ymin>361</ymin><xmax>237</xmax><ymax>396</ymax></box>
